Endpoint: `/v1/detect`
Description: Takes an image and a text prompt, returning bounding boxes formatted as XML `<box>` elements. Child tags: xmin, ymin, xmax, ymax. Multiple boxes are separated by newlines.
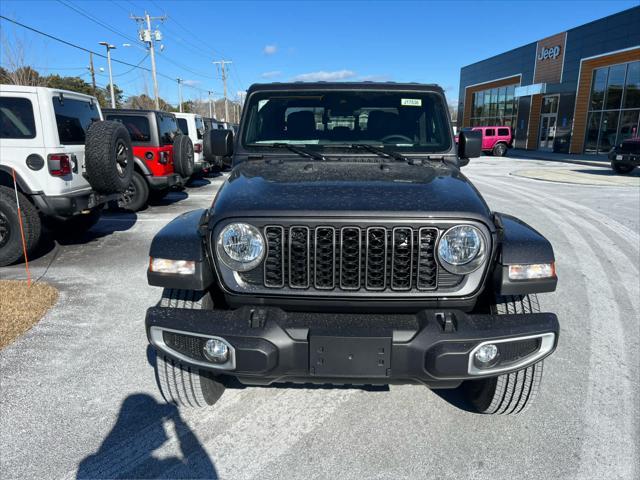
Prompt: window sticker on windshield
<box><xmin>401</xmin><ymin>98</ymin><xmax>422</xmax><ymax>107</ymax></box>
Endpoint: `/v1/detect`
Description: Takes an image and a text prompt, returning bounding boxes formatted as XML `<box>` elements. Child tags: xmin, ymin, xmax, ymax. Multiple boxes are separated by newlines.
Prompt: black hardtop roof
<box><xmin>102</xmin><ymin>108</ymin><xmax>175</xmax><ymax>116</ymax></box>
<box><xmin>247</xmin><ymin>82</ymin><xmax>445</xmax><ymax>94</ymax></box>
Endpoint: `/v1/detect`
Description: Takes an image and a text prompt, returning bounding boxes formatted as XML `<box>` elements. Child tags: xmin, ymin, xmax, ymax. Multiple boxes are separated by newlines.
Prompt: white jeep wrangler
<box><xmin>0</xmin><ymin>85</ymin><xmax>134</xmax><ymax>266</ymax></box>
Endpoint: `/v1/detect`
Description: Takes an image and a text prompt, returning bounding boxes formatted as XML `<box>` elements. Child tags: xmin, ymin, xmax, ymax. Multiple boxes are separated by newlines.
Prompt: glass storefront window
<box><xmin>584</xmin><ymin>112</ymin><xmax>601</xmax><ymax>153</ymax></box>
<box><xmin>590</xmin><ymin>68</ymin><xmax>608</xmax><ymax>110</ymax></box>
<box><xmin>505</xmin><ymin>86</ymin><xmax>514</xmax><ymax>116</ymax></box>
<box><xmin>585</xmin><ymin>61</ymin><xmax>640</xmax><ymax>154</ymax></box>
<box><xmin>618</xmin><ymin>110</ymin><xmax>639</xmax><ymax>142</ymax></box>
<box><xmin>605</xmin><ymin>63</ymin><xmax>627</xmax><ymax>110</ymax></box>
<box><xmin>623</xmin><ymin>61</ymin><xmax>639</xmax><ymax>109</ymax></box>
<box><xmin>598</xmin><ymin>111</ymin><xmax>620</xmax><ymax>153</ymax></box>
<box><xmin>468</xmin><ymin>84</ymin><xmax>518</xmax><ymax>129</ymax></box>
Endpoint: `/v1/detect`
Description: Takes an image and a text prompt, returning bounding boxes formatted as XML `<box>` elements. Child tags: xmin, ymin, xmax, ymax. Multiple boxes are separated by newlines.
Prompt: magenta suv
<box><xmin>460</xmin><ymin>126</ymin><xmax>513</xmax><ymax>157</ymax></box>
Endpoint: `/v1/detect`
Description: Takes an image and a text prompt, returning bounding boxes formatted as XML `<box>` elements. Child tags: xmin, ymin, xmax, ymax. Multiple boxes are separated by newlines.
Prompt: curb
<box><xmin>507</xmin><ymin>152</ymin><xmax>610</xmax><ymax>169</ymax></box>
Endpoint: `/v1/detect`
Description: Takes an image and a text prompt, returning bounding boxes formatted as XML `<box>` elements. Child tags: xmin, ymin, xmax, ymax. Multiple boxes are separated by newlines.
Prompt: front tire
<box><xmin>0</xmin><ymin>186</ymin><xmax>41</xmax><ymax>267</ymax></box>
<box><xmin>461</xmin><ymin>294</ymin><xmax>545</xmax><ymax>415</ymax></box>
<box><xmin>153</xmin><ymin>289</ymin><xmax>224</xmax><ymax>408</ymax></box>
<box><xmin>611</xmin><ymin>162</ymin><xmax>634</xmax><ymax>174</ymax></box>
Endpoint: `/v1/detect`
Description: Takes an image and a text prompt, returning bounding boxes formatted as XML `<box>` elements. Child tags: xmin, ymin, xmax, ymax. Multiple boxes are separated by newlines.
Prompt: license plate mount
<box><xmin>309</xmin><ymin>335</ymin><xmax>391</xmax><ymax>377</ymax></box>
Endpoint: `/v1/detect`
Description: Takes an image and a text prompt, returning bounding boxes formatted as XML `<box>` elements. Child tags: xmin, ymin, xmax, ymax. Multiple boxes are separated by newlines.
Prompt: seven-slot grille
<box><xmin>263</xmin><ymin>225</ymin><xmax>440</xmax><ymax>292</ymax></box>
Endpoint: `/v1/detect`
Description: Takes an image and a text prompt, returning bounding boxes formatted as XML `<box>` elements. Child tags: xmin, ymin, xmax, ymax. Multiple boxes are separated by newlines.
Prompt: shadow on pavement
<box><xmin>54</xmin><ymin>211</ymin><xmax>138</xmax><ymax>245</ymax></box>
<box><xmin>77</xmin><ymin>393</ymin><xmax>217</xmax><ymax>479</ymax></box>
<box><xmin>187</xmin><ymin>178</ymin><xmax>212</xmax><ymax>188</ymax></box>
<box><xmin>5</xmin><ymin>211</ymin><xmax>138</xmax><ymax>267</ymax></box>
<box><xmin>431</xmin><ymin>387</ymin><xmax>477</xmax><ymax>414</ymax></box>
<box><xmin>148</xmin><ymin>190</ymin><xmax>189</xmax><ymax>207</ymax></box>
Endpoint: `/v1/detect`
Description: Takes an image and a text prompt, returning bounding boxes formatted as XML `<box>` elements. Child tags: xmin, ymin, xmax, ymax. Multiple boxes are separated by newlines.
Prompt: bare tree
<box><xmin>0</xmin><ymin>33</ymin><xmax>44</xmax><ymax>86</ymax></box>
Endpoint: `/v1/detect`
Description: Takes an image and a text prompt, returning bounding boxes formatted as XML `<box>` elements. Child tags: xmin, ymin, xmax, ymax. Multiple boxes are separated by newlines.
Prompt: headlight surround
<box><xmin>216</xmin><ymin>223</ymin><xmax>265</xmax><ymax>271</ymax></box>
<box><xmin>437</xmin><ymin>225</ymin><xmax>486</xmax><ymax>274</ymax></box>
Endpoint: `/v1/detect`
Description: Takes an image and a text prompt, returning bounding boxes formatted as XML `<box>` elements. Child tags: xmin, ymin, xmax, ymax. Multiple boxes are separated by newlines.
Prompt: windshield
<box><xmin>242</xmin><ymin>90</ymin><xmax>452</xmax><ymax>152</ymax></box>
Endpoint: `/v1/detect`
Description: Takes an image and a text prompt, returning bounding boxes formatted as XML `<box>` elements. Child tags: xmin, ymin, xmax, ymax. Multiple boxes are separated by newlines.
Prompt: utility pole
<box><xmin>177</xmin><ymin>78</ymin><xmax>183</xmax><ymax>112</ymax></box>
<box><xmin>88</xmin><ymin>53</ymin><xmax>97</xmax><ymax>96</ymax></box>
<box><xmin>99</xmin><ymin>42</ymin><xmax>117</xmax><ymax>108</ymax></box>
<box><xmin>213</xmin><ymin>60</ymin><xmax>232</xmax><ymax>121</ymax></box>
<box><xmin>131</xmin><ymin>12</ymin><xmax>166</xmax><ymax>110</ymax></box>
<box><xmin>207</xmin><ymin>91</ymin><xmax>213</xmax><ymax>118</ymax></box>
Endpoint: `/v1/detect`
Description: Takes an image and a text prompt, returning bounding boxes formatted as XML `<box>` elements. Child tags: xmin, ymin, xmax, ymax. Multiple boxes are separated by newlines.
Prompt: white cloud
<box><xmin>292</xmin><ymin>70</ymin><xmax>356</xmax><ymax>82</ymax></box>
<box><xmin>182</xmin><ymin>79</ymin><xmax>200</xmax><ymax>86</ymax></box>
<box><xmin>263</xmin><ymin>45</ymin><xmax>277</xmax><ymax>55</ymax></box>
<box><xmin>358</xmin><ymin>74</ymin><xmax>392</xmax><ymax>82</ymax></box>
<box><xmin>260</xmin><ymin>70</ymin><xmax>282</xmax><ymax>79</ymax></box>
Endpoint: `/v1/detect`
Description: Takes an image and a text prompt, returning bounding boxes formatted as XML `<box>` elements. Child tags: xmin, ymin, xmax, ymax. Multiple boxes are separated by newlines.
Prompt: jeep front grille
<box><xmin>262</xmin><ymin>225</ymin><xmax>441</xmax><ymax>293</ymax></box>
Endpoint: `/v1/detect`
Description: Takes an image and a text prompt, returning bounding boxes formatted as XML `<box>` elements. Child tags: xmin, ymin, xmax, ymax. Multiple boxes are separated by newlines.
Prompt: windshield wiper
<box><xmin>350</xmin><ymin>144</ymin><xmax>407</xmax><ymax>162</ymax></box>
<box><xmin>269</xmin><ymin>143</ymin><xmax>326</xmax><ymax>161</ymax></box>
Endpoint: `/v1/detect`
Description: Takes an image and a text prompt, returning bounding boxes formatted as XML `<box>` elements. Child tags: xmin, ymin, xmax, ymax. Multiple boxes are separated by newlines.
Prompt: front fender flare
<box><xmin>147</xmin><ymin>208</ymin><xmax>215</xmax><ymax>290</ymax></box>
<box><xmin>493</xmin><ymin>213</ymin><xmax>557</xmax><ymax>295</ymax></box>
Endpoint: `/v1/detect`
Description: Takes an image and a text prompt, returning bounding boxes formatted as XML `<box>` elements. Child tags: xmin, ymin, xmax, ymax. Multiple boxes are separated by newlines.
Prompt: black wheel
<box><xmin>148</xmin><ymin>188</ymin><xmax>170</xmax><ymax>204</ymax></box>
<box><xmin>44</xmin><ymin>208</ymin><xmax>102</xmax><ymax>234</ymax></box>
<box><xmin>117</xmin><ymin>171</ymin><xmax>149</xmax><ymax>212</ymax></box>
<box><xmin>611</xmin><ymin>162</ymin><xmax>634</xmax><ymax>174</ymax></box>
<box><xmin>0</xmin><ymin>186</ymin><xmax>41</xmax><ymax>267</ymax></box>
<box><xmin>173</xmin><ymin>134</ymin><xmax>194</xmax><ymax>178</ymax></box>
<box><xmin>461</xmin><ymin>294</ymin><xmax>545</xmax><ymax>415</ymax></box>
<box><xmin>492</xmin><ymin>143</ymin><xmax>507</xmax><ymax>157</ymax></box>
<box><xmin>154</xmin><ymin>289</ymin><xmax>224</xmax><ymax>408</ymax></box>
<box><xmin>85</xmin><ymin>121</ymin><xmax>134</xmax><ymax>193</ymax></box>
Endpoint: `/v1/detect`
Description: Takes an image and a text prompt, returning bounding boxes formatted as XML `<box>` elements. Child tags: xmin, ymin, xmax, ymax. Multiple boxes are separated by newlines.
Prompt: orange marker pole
<box><xmin>11</xmin><ymin>168</ymin><xmax>31</xmax><ymax>287</ymax></box>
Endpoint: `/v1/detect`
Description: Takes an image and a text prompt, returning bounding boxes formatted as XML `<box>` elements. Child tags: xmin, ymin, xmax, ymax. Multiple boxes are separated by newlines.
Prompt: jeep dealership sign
<box><xmin>538</xmin><ymin>45</ymin><xmax>561</xmax><ymax>61</ymax></box>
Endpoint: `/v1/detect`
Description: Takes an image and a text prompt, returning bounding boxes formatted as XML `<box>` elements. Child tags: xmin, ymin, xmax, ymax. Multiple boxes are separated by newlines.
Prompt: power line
<box><xmin>110</xmin><ymin>54</ymin><xmax>149</xmax><ymax>77</ymax></box>
<box><xmin>55</xmin><ymin>0</ymin><xmax>145</xmax><ymax>52</ymax></box>
<box><xmin>0</xmin><ymin>15</ymin><xmax>154</xmax><ymax>72</ymax></box>
<box><xmin>0</xmin><ymin>15</ymin><xmax>221</xmax><ymax>102</ymax></box>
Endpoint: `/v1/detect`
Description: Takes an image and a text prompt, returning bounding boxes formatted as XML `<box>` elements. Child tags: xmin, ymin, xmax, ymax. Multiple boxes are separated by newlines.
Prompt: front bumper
<box><xmin>32</xmin><ymin>190</ymin><xmax>117</xmax><ymax>217</ymax></box>
<box><xmin>609</xmin><ymin>150</ymin><xmax>640</xmax><ymax>167</ymax></box>
<box><xmin>146</xmin><ymin>306</ymin><xmax>559</xmax><ymax>387</ymax></box>
<box><xmin>147</xmin><ymin>173</ymin><xmax>184</xmax><ymax>190</ymax></box>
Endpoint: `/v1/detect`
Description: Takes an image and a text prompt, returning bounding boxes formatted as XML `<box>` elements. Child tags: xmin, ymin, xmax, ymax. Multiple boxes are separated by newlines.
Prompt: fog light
<box><xmin>203</xmin><ymin>338</ymin><xmax>229</xmax><ymax>363</ymax></box>
<box><xmin>474</xmin><ymin>343</ymin><xmax>499</xmax><ymax>367</ymax></box>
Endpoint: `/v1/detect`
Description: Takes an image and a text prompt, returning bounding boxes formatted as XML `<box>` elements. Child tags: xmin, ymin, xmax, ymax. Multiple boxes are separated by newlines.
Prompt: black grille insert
<box><xmin>262</xmin><ymin>225</ymin><xmax>444</xmax><ymax>293</ymax></box>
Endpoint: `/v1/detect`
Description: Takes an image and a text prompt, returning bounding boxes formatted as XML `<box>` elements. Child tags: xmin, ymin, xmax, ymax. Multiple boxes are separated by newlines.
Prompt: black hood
<box><xmin>210</xmin><ymin>159</ymin><xmax>492</xmax><ymax>220</ymax></box>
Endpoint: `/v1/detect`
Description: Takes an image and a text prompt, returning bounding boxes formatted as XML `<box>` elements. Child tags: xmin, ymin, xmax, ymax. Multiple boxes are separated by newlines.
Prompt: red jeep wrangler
<box><xmin>103</xmin><ymin>109</ymin><xmax>194</xmax><ymax>211</ymax></box>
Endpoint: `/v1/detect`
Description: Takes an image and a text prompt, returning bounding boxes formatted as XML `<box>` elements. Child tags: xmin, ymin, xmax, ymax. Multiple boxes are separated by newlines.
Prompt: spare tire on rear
<box><xmin>85</xmin><ymin>121</ymin><xmax>134</xmax><ymax>194</ymax></box>
<box><xmin>173</xmin><ymin>133</ymin><xmax>194</xmax><ymax>178</ymax></box>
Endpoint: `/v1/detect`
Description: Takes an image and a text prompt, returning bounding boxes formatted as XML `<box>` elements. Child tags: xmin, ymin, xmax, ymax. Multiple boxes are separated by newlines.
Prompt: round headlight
<box><xmin>437</xmin><ymin>225</ymin><xmax>486</xmax><ymax>274</ymax></box>
<box><xmin>216</xmin><ymin>223</ymin><xmax>265</xmax><ymax>271</ymax></box>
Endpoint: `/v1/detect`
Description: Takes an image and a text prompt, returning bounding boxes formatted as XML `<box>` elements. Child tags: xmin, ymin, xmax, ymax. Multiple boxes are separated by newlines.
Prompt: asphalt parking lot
<box><xmin>1</xmin><ymin>157</ymin><xmax>639</xmax><ymax>480</ymax></box>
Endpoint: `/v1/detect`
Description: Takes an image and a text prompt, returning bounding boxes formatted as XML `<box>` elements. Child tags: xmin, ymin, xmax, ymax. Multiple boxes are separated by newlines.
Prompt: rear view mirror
<box><xmin>457</xmin><ymin>130</ymin><xmax>482</xmax><ymax>166</ymax></box>
<box><xmin>204</xmin><ymin>129</ymin><xmax>234</xmax><ymax>158</ymax></box>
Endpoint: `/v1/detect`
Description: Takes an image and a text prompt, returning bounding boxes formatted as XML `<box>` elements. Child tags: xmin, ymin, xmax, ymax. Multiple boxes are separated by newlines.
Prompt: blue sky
<box><xmin>0</xmin><ymin>0</ymin><xmax>637</xmax><ymax>105</ymax></box>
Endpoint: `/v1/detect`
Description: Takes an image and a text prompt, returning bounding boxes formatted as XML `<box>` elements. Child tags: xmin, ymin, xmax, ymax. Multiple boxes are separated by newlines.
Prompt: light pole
<box><xmin>177</xmin><ymin>78</ymin><xmax>183</xmax><ymax>112</ymax></box>
<box><xmin>99</xmin><ymin>42</ymin><xmax>117</xmax><ymax>108</ymax></box>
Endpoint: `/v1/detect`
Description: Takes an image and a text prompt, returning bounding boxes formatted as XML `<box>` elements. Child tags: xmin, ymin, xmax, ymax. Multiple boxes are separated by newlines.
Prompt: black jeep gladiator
<box><xmin>145</xmin><ymin>82</ymin><xmax>559</xmax><ymax>415</ymax></box>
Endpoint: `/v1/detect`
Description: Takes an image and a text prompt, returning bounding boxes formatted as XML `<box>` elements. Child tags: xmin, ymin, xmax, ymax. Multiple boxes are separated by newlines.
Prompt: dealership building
<box><xmin>457</xmin><ymin>6</ymin><xmax>640</xmax><ymax>154</ymax></box>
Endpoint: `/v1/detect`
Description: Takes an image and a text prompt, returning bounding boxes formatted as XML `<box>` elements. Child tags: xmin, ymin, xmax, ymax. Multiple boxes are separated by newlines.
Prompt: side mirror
<box><xmin>457</xmin><ymin>130</ymin><xmax>482</xmax><ymax>166</ymax></box>
<box><xmin>204</xmin><ymin>129</ymin><xmax>234</xmax><ymax>159</ymax></box>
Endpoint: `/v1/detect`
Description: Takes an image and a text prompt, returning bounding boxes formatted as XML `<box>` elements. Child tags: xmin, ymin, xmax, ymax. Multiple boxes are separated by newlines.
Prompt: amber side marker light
<box><xmin>508</xmin><ymin>262</ymin><xmax>555</xmax><ymax>280</ymax></box>
<box><xmin>149</xmin><ymin>257</ymin><xmax>196</xmax><ymax>275</ymax></box>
